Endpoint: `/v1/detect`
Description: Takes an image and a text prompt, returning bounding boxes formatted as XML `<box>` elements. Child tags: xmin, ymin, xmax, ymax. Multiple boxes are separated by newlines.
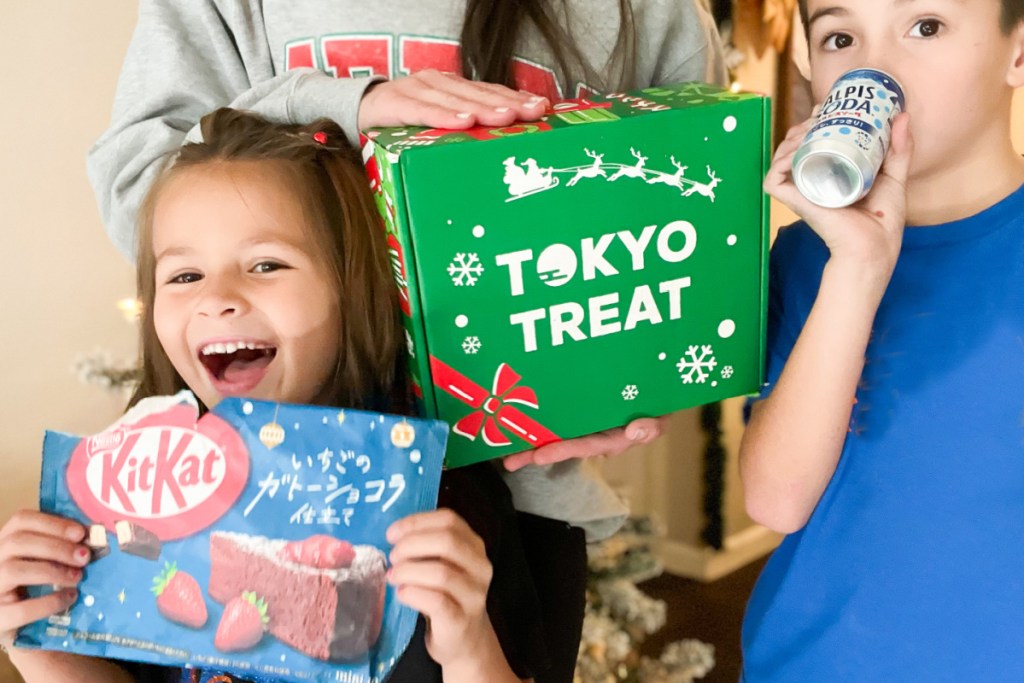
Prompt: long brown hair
<box><xmin>460</xmin><ymin>0</ymin><xmax>637</xmax><ymax>94</ymax></box>
<box><xmin>130</xmin><ymin>108</ymin><xmax>408</xmax><ymax>415</ymax></box>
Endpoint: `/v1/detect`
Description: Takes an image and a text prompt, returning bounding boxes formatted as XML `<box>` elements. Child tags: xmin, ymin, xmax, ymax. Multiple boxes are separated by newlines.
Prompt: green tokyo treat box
<box><xmin>362</xmin><ymin>82</ymin><xmax>770</xmax><ymax>468</ymax></box>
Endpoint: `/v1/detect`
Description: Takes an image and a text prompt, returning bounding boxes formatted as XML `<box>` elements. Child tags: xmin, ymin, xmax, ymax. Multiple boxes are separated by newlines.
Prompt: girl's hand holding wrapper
<box><xmin>0</xmin><ymin>511</ymin><xmax>87</xmax><ymax>644</ymax></box>
<box><xmin>386</xmin><ymin>509</ymin><xmax>497</xmax><ymax>671</ymax></box>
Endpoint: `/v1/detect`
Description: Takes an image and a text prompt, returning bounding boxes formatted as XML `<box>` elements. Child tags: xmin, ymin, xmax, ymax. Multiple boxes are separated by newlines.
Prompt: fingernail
<box><xmin>66</xmin><ymin>525</ymin><xmax>84</xmax><ymax>541</ymax></box>
<box><xmin>630</xmin><ymin>429</ymin><xmax>648</xmax><ymax>442</ymax></box>
<box><xmin>525</xmin><ymin>98</ymin><xmax>544</xmax><ymax>108</ymax></box>
<box><xmin>74</xmin><ymin>547</ymin><xmax>90</xmax><ymax>563</ymax></box>
<box><xmin>67</xmin><ymin>567</ymin><xmax>82</xmax><ymax>581</ymax></box>
<box><xmin>495</xmin><ymin>106</ymin><xmax>511</xmax><ymax>113</ymax></box>
<box><xmin>456</xmin><ymin>112</ymin><xmax>472</xmax><ymax>120</ymax></box>
<box><xmin>62</xmin><ymin>588</ymin><xmax>78</xmax><ymax>601</ymax></box>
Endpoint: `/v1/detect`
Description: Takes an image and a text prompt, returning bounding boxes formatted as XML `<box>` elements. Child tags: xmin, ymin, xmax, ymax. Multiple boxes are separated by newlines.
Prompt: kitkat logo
<box><xmin>67</xmin><ymin>404</ymin><xmax>249</xmax><ymax>540</ymax></box>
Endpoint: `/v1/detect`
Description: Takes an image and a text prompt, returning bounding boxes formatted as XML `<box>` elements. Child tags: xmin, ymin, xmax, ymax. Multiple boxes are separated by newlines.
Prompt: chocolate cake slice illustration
<box><xmin>209</xmin><ymin>531</ymin><xmax>387</xmax><ymax>661</ymax></box>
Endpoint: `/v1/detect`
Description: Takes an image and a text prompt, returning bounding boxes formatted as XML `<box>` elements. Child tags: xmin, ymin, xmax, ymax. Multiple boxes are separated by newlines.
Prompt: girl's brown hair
<box><xmin>130</xmin><ymin>108</ymin><xmax>408</xmax><ymax>415</ymax></box>
<box><xmin>460</xmin><ymin>0</ymin><xmax>637</xmax><ymax>94</ymax></box>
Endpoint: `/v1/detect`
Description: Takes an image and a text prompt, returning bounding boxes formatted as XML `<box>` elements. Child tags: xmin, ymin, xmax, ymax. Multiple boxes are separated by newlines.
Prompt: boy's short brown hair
<box><xmin>797</xmin><ymin>0</ymin><xmax>1024</xmax><ymax>36</ymax></box>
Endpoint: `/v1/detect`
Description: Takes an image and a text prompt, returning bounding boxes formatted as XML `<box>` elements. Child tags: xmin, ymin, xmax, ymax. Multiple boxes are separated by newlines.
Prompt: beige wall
<box><xmin>0</xmin><ymin>4</ymin><xmax>138</xmax><ymax>523</ymax></box>
<box><xmin>2</xmin><ymin>4</ymin><xmax>1024</xmax><ymax>549</ymax></box>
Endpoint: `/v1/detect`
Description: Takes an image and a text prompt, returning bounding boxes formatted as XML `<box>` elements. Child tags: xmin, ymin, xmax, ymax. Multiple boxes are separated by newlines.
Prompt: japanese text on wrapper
<box><xmin>242</xmin><ymin>447</ymin><xmax>406</xmax><ymax>526</ymax></box>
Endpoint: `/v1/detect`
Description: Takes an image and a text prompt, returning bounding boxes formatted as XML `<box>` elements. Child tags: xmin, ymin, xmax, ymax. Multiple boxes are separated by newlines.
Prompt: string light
<box><xmin>117</xmin><ymin>297</ymin><xmax>143</xmax><ymax>322</ymax></box>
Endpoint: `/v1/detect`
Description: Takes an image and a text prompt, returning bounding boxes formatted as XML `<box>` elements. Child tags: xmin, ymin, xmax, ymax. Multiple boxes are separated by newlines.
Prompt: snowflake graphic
<box><xmin>721</xmin><ymin>365</ymin><xmax>734</xmax><ymax>379</ymax></box>
<box><xmin>447</xmin><ymin>253</ymin><xmax>484</xmax><ymax>286</ymax></box>
<box><xmin>462</xmin><ymin>336</ymin><xmax>482</xmax><ymax>354</ymax></box>
<box><xmin>676</xmin><ymin>345</ymin><xmax>717</xmax><ymax>384</ymax></box>
<box><xmin>621</xmin><ymin>385</ymin><xmax>639</xmax><ymax>401</ymax></box>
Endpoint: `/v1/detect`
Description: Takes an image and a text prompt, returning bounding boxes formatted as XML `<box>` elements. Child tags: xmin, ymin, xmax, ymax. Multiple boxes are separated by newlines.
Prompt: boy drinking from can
<box><xmin>740</xmin><ymin>0</ymin><xmax>1024</xmax><ymax>679</ymax></box>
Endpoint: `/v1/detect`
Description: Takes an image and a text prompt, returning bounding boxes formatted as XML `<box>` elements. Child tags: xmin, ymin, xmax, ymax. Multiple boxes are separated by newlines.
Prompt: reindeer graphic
<box><xmin>680</xmin><ymin>166</ymin><xmax>722</xmax><ymax>202</ymax></box>
<box><xmin>609</xmin><ymin>147</ymin><xmax>649</xmax><ymax>181</ymax></box>
<box><xmin>566</xmin><ymin>148</ymin><xmax>608</xmax><ymax>187</ymax></box>
<box><xmin>645</xmin><ymin>155</ymin><xmax>687</xmax><ymax>189</ymax></box>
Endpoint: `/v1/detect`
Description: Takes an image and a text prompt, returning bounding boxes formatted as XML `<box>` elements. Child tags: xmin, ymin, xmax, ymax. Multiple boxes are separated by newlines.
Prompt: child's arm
<box><xmin>0</xmin><ymin>510</ymin><xmax>135</xmax><ymax>683</ymax></box>
<box><xmin>739</xmin><ymin>113</ymin><xmax>914</xmax><ymax>534</ymax></box>
<box><xmin>89</xmin><ymin>0</ymin><xmax>547</xmax><ymax>262</ymax></box>
<box><xmin>386</xmin><ymin>509</ymin><xmax>532</xmax><ymax>683</ymax></box>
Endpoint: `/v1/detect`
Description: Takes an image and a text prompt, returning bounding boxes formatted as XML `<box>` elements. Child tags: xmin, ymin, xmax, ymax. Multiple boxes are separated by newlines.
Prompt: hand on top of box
<box><xmin>358</xmin><ymin>69</ymin><xmax>550</xmax><ymax>132</ymax></box>
<box><xmin>502</xmin><ymin>415</ymin><xmax>667</xmax><ymax>472</ymax></box>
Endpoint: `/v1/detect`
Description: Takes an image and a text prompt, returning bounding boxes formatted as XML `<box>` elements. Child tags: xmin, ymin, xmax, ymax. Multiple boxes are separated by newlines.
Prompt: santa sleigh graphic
<box><xmin>502</xmin><ymin>148</ymin><xmax>722</xmax><ymax>203</ymax></box>
<box><xmin>503</xmin><ymin>157</ymin><xmax>560</xmax><ymax>200</ymax></box>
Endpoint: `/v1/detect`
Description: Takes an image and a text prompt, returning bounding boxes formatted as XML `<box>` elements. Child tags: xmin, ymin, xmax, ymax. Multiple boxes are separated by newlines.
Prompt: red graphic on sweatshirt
<box><xmin>285</xmin><ymin>39</ymin><xmax>317</xmax><ymax>70</ymax></box>
<box><xmin>399</xmin><ymin>36</ymin><xmax>461</xmax><ymax>76</ymax></box>
<box><xmin>284</xmin><ymin>34</ymin><xmax>573</xmax><ymax>100</ymax></box>
<box><xmin>321</xmin><ymin>35</ymin><xmax>394</xmax><ymax>79</ymax></box>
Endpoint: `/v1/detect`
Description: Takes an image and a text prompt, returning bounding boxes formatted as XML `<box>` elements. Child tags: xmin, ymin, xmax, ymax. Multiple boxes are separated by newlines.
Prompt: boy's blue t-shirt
<box><xmin>742</xmin><ymin>184</ymin><xmax>1024</xmax><ymax>681</ymax></box>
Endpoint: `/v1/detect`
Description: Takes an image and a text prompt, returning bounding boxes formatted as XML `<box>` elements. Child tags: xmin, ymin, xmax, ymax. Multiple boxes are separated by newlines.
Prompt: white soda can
<box><xmin>792</xmin><ymin>68</ymin><xmax>905</xmax><ymax>208</ymax></box>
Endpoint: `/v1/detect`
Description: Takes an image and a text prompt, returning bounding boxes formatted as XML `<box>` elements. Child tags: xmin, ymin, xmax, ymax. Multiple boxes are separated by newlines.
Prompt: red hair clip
<box><xmin>312</xmin><ymin>131</ymin><xmax>328</xmax><ymax>145</ymax></box>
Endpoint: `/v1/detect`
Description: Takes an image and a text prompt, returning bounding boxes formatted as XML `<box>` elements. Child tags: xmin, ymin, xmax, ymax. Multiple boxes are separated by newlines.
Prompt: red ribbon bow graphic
<box><xmin>430</xmin><ymin>357</ymin><xmax>561</xmax><ymax>448</ymax></box>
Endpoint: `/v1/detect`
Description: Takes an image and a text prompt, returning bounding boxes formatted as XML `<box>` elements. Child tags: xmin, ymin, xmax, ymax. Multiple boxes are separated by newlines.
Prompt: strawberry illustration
<box><xmin>214</xmin><ymin>591</ymin><xmax>268</xmax><ymax>652</ymax></box>
<box><xmin>151</xmin><ymin>562</ymin><xmax>208</xmax><ymax>628</ymax></box>
<box><xmin>279</xmin><ymin>535</ymin><xmax>355</xmax><ymax>569</ymax></box>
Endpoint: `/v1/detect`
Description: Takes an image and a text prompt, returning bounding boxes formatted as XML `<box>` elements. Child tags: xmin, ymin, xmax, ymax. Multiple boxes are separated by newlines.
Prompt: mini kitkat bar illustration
<box><xmin>363</xmin><ymin>81</ymin><xmax>771</xmax><ymax>467</ymax></box>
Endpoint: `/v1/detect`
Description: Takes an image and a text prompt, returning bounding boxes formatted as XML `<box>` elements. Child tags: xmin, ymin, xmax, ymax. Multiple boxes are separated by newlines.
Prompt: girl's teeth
<box><xmin>202</xmin><ymin>341</ymin><xmax>270</xmax><ymax>355</ymax></box>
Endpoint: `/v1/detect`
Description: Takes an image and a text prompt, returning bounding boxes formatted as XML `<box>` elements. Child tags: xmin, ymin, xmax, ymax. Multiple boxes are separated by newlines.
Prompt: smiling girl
<box><xmin>3</xmin><ymin>109</ymin><xmax>563</xmax><ymax>683</ymax></box>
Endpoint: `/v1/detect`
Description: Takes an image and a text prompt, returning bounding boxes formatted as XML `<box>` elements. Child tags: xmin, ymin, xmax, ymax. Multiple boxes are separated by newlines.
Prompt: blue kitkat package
<box><xmin>16</xmin><ymin>391</ymin><xmax>448</xmax><ymax>683</ymax></box>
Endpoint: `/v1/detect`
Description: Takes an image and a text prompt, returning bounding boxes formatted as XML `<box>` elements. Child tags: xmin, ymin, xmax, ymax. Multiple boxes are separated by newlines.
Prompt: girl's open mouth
<box><xmin>198</xmin><ymin>341</ymin><xmax>277</xmax><ymax>394</ymax></box>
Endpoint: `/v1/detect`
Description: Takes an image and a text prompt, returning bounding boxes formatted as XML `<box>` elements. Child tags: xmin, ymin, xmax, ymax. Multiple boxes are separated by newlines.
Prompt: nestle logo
<box><xmin>68</xmin><ymin>404</ymin><xmax>249</xmax><ymax>540</ymax></box>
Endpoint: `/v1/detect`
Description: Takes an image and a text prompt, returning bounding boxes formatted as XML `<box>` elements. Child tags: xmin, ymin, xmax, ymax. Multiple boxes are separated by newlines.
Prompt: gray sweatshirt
<box><xmin>87</xmin><ymin>0</ymin><xmax>726</xmax><ymax>540</ymax></box>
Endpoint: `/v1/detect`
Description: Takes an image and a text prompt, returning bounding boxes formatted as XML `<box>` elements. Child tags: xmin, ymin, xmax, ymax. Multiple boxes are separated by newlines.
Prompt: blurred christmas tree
<box><xmin>73</xmin><ymin>349</ymin><xmax>139</xmax><ymax>398</ymax></box>
<box><xmin>575</xmin><ymin>517</ymin><xmax>714</xmax><ymax>683</ymax></box>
